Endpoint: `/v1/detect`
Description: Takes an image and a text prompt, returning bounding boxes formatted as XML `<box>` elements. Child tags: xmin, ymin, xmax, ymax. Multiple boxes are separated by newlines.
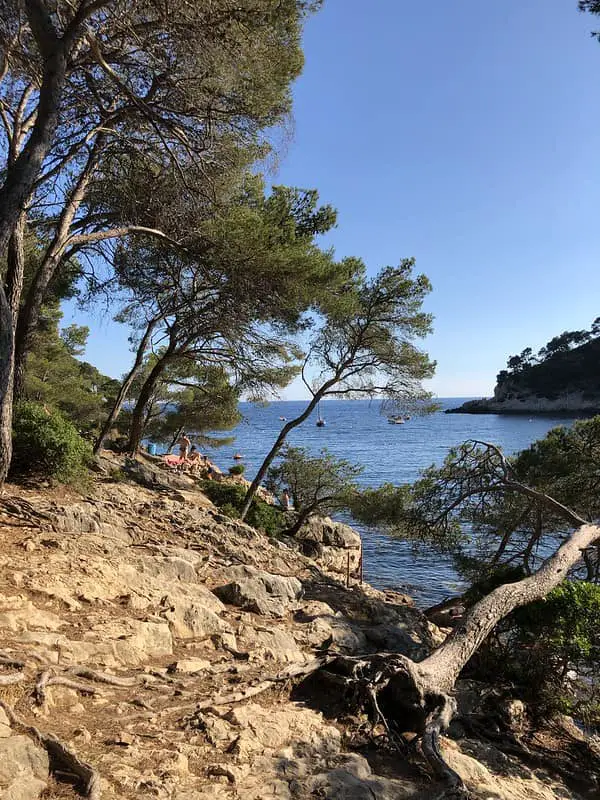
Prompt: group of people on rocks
<box><xmin>173</xmin><ymin>433</ymin><xmax>223</xmax><ymax>479</ymax></box>
<box><xmin>168</xmin><ymin>433</ymin><xmax>293</xmax><ymax>509</ymax></box>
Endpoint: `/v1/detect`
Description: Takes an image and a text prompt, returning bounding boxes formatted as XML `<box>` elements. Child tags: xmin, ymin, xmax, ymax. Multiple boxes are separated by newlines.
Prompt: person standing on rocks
<box><xmin>178</xmin><ymin>433</ymin><xmax>191</xmax><ymax>462</ymax></box>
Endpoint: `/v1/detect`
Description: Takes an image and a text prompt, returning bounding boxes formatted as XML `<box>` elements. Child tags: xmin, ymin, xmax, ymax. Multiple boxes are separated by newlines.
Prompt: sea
<box><xmin>196</xmin><ymin>398</ymin><xmax>580</xmax><ymax>608</ymax></box>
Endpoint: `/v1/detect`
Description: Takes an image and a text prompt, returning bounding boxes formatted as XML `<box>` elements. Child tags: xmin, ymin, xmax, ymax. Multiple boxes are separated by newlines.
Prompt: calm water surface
<box><xmin>199</xmin><ymin>399</ymin><xmax>578</xmax><ymax>607</ymax></box>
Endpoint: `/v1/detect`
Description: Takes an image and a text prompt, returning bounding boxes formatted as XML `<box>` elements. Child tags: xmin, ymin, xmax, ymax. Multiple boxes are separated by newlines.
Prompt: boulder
<box><xmin>295</xmin><ymin>518</ymin><xmax>361</xmax><ymax>575</ymax></box>
<box><xmin>122</xmin><ymin>457</ymin><xmax>196</xmax><ymax>491</ymax></box>
<box><xmin>214</xmin><ymin>565</ymin><xmax>302</xmax><ymax>617</ymax></box>
<box><xmin>161</xmin><ymin>601</ymin><xmax>227</xmax><ymax>640</ymax></box>
<box><xmin>0</xmin><ymin>735</ymin><xmax>49</xmax><ymax>800</ymax></box>
<box><xmin>300</xmin><ymin>753</ymin><xmax>419</xmax><ymax>799</ymax></box>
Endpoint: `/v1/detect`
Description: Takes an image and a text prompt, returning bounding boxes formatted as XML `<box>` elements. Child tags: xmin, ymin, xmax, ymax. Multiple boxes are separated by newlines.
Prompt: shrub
<box><xmin>199</xmin><ymin>480</ymin><xmax>284</xmax><ymax>536</ymax></box>
<box><xmin>470</xmin><ymin>577</ymin><xmax>600</xmax><ymax>722</ymax></box>
<box><xmin>11</xmin><ymin>402</ymin><xmax>92</xmax><ymax>484</ymax></box>
<box><xmin>228</xmin><ymin>463</ymin><xmax>246</xmax><ymax>476</ymax></box>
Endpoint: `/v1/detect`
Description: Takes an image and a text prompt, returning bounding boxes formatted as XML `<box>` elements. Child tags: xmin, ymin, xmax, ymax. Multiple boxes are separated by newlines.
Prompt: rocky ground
<box><xmin>0</xmin><ymin>457</ymin><xmax>594</xmax><ymax>799</ymax></box>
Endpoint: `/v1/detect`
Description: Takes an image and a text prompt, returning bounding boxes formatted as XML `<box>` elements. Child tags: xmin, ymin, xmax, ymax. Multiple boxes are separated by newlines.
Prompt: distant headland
<box><xmin>448</xmin><ymin>319</ymin><xmax>600</xmax><ymax>415</ymax></box>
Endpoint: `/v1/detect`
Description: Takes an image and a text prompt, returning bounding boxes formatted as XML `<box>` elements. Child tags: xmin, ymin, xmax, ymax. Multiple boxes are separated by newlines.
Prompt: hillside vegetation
<box><xmin>450</xmin><ymin>318</ymin><xmax>600</xmax><ymax>413</ymax></box>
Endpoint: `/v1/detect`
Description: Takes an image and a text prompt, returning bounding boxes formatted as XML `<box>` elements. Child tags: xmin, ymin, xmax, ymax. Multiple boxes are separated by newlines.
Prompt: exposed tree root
<box><xmin>0</xmin><ymin>699</ymin><xmax>101</xmax><ymax>799</ymax></box>
<box><xmin>35</xmin><ymin>669</ymin><xmax>99</xmax><ymax>706</ymax></box>
<box><xmin>0</xmin><ymin>653</ymin><xmax>25</xmax><ymax>668</ymax></box>
<box><xmin>322</xmin><ymin>653</ymin><xmax>473</xmax><ymax>798</ymax></box>
<box><xmin>0</xmin><ymin>671</ymin><xmax>25</xmax><ymax>685</ymax></box>
<box><xmin>69</xmin><ymin>666</ymin><xmax>140</xmax><ymax>687</ymax></box>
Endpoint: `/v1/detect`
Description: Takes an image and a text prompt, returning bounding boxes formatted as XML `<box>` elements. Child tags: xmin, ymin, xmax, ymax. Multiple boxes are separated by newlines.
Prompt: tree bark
<box><xmin>13</xmin><ymin>140</ymin><xmax>102</xmax><ymax>400</ymax></box>
<box><xmin>322</xmin><ymin>520</ymin><xmax>600</xmax><ymax>796</ymax></box>
<box><xmin>93</xmin><ymin>319</ymin><xmax>157</xmax><ymax>455</ymax></box>
<box><xmin>0</xmin><ymin>19</ymin><xmax>66</xmax><ymax>258</ymax></box>
<box><xmin>240</xmin><ymin>381</ymin><xmax>338</xmax><ymax>520</ymax></box>
<box><xmin>168</xmin><ymin>426</ymin><xmax>184</xmax><ymax>454</ymax></box>
<box><xmin>416</xmin><ymin>522</ymin><xmax>600</xmax><ymax>694</ymax></box>
<box><xmin>126</xmin><ymin>349</ymin><xmax>175</xmax><ymax>454</ymax></box>
<box><xmin>0</xmin><ymin>213</ymin><xmax>27</xmax><ymax>485</ymax></box>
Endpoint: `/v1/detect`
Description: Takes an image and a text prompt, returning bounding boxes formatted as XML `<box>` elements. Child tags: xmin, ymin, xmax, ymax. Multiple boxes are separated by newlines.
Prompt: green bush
<box><xmin>199</xmin><ymin>480</ymin><xmax>284</xmax><ymax>536</ymax></box>
<box><xmin>228</xmin><ymin>463</ymin><xmax>246</xmax><ymax>475</ymax></box>
<box><xmin>11</xmin><ymin>402</ymin><xmax>92</xmax><ymax>484</ymax></box>
<box><xmin>471</xmin><ymin>578</ymin><xmax>600</xmax><ymax>722</ymax></box>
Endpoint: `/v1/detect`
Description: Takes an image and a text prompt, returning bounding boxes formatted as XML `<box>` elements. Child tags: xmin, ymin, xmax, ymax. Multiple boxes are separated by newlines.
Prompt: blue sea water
<box><xmin>197</xmin><ymin>399</ymin><xmax>579</xmax><ymax>607</ymax></box>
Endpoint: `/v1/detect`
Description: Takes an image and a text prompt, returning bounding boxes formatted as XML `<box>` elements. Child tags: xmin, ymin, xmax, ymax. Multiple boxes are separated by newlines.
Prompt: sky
<box><xmin>64</xmin><ymin>0</ymin><xmax>600</xmax><ymax>399</ymax></box>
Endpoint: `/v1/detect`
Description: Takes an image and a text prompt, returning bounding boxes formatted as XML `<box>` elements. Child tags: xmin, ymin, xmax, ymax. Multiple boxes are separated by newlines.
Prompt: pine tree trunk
<box><xmin>0</xmin><ymin>214</ymin><xmax>26</xmax><ymax>485</ymax></box>
<box><xmin>415</xmin><ymin>522</ymin><xmax>600</xmax><ymax>694</ymax></box>
<box><xmin>0</xmin><ymin>45</ymin><xmax>67</xmax><ymax>258</ymax></box>
<box><xmin>93</xmin><ymin>319</ymin><xmax>157</xmax><ymax>455</ymax></box>
<box><xmin>168</xmin><ymin>426</ymin><xmax>184</xmax><ymax>454</ymax></box>
<box><xmin>127</xmin><ymin>353</ymin><xmax>174</xmax><ymax>454</ymax></box>
<box><xmin>239</xmin><ymin>391</ymin><xmax>325</xmax><ymax>520</ymax></box>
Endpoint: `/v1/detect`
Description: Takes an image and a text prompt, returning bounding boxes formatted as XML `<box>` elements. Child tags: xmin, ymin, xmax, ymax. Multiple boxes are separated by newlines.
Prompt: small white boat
<box><xmin>279</xmin><ymin>416</ymin><xmax>287</xmax><ymax>421</ymax></box>
<box><xmin>316</xmin><ymin>401</ymin><xmax>326</xmax><ymax>427</ymax></box>
<box><xmin>388</xmin><ymin>416</ymin><xmax>405</xmax><ymax>424</ymax></box>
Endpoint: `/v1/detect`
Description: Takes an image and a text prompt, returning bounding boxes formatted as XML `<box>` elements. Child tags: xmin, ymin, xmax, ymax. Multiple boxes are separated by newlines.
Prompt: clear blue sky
<box><xmin>65</xmin><ymin>0</ymin><xmax>600</xmax><ymax>399</ymax></box>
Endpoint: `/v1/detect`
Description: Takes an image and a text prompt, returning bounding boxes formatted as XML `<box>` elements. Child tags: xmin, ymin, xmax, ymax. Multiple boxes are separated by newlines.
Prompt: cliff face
<box><xmin>449</xmin><ymin>335</ymin><xmax>600</xmax><ymax>415</ymax></box>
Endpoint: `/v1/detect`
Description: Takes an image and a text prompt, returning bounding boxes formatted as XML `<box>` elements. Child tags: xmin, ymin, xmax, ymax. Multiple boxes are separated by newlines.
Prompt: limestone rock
<box><xmin>299</xmin><ymin>752</ymin><xmax>419</xmax><ymax>799</ymax></box>
<box><xmin>214</xmin><ymin>565</ymin><xmax>302</xmax><ymax>617</ymax></box>
<box><xmin>302</xmin><ymin>615</ymin><xmax>367</xmax><ymax>654</ymax></box>
<box><xmin>295</xmin><ymin>518</ymin><xmax>361</xmax><ymax>575</ymax></box>
<box><xmin>444</xmin><ymin>737</ymin><xmax>582</xmax><ymax>799</ymax></box>
<box><xmin>169</xmin><ymin>658</ymin><xmax>211</xmax><ymax>674</ymax></box>
<box><xmin>364</xmin><ymin>622</ymin><xmax>428</xmax><ymax>660</ymax></box>
<box><xmin>0</xmin><ymin>735</ymin><xmax>49</xmax><ymax>800</ymax></box>
<box><xmin>162</xmin><ymin>600</ymin><xmax>227</xmax><ymax>640</ymax></box>
<box><xmin>297</xmin><ymin>518</ymin><xmax>361</xmax><ymax>550</ymax></box>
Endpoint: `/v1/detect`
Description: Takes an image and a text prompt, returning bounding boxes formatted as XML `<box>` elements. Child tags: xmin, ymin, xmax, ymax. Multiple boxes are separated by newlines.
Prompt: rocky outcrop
<box><xmin>447</xmin><ymin>393</ymin><xmax>600</xmax><ymax>415</ymax></box>
<box><xmin>0</xmin><ymin>473</ymin><xmax>589</xmax><ymax>799</ymax></box>
<box><xmin>0</xmin><ymin>709</ymin><xmax>49</xmax><ymax>800</ymax></box>
<box><xmin>214</xmin><ymin>565</ymin><xmax>303</xmax><ymax>617</ymax></box>
<box><xmin>294</xmin><ymin>516</ymin><xmax>362</xmax><ymax>576</ymax></box>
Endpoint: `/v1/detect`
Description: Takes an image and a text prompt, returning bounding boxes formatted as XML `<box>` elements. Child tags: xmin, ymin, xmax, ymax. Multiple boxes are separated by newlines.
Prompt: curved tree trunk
<box><xmin>324</xmin><ymin>521</ymin><xmax>600</xmax><ymax>797</ymax></box>
<box><xmin>93</xmin><ymin>319</ymin><xmax>157</xmax><ymax>455</ymax></box>
<box><xmin>415</xmin><ymin>522</ymin><xmax>600</xmax><ymax>694</ymax></box>
<box><xmin>240</xmin><ymin>379</ymin><xmax>339</xmax><ymax>520</ymax></box>
<box><xmin>0</xmin><ymin>46</ymin><xmax>67</xmax><ymax>258</ymax></box>
<box><xmin>13</xmin><ymin>140</ymin><xmax>101</xmax><ymax>401</ymax></box>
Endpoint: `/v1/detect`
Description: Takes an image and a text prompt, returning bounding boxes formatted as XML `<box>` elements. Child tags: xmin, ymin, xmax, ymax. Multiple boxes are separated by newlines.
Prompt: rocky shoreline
<box><xmin>0</xmin><ymin>456</ymin><xmax>594</xmax><ymax>799</ymax></box>
<box><xmin>447</xmin><ymin>393</ymin><xmax>600</xmax><ymax>415</ymax></box>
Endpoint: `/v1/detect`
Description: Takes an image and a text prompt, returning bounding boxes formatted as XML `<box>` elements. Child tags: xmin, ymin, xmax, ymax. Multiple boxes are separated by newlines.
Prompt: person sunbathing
<box><xmin>186</xmin><ymin>446</ymin><xmax>206</xmax><ymax>474</ymax></box>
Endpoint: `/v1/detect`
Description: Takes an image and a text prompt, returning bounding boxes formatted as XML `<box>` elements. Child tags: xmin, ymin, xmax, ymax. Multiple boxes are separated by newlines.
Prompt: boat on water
<box><xmin>316</xmin><ymin>401</ymin><xmax>326</xmax><ymax>427</ymax></box>
<box><xmin>387</xmin><ymin>415</ymin><xmax>405</xmax><ymax>424</ymax></box>
<box><xmin>233</xmin><ymin>453</ymin><xmax>244</xmax><ymax>460</ymax></box>
<box><xmin>279</xmin><ymin>416</ymin><xmax>287</xmax><ymax>421</ymax></box>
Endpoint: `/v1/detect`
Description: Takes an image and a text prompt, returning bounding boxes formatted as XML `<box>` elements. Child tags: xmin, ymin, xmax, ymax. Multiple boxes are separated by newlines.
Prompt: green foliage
<box><xmin>228</xmin><ymin>464</ymin><xmax>246</xmax><ymax>476</ymax></box>
<box><xmin>140</xmin><ymin>362</ymin><xmax>242</xmax><ymax>447</ymax></box>
<box><xmin>473</xmin><ymin>580</ymin><xmax>600</xmax><ymax>721</ymax></box>
<box><xmin>266</xmin><ymin>446</ymin><xmax>362</xmax><ymax>520</ymax></box>
<box><xmin>11</xmin><ymin>402</ymin><xmax>92</xmax><ymax>484</ymax></box>
<box><xmin>515</xmin><ymin>581</ymin><xmax>600</xmax><ymax>666</ymax></box>
<box><xmin>353</xmin><ymin>417</ymin><xmax>600</xmax><ymax>573</ymax></box>
<box><xmin>24</xmin><ymin>311</ymin><xmax>119</xmax><ymax>436</ymax></box>
<box><xmin>309</xmin><ymin>261</ymin><xmax>435</xmax><ymax>402</ymax></box>
<box><xmin>496</xmin><ymin>318</ymin><xmax>600</xmax><ymax>400</ymax></box>
<box><xmin>199</xmin><ymin>480</ymin><xmax>284</xmax><ymax>536</ymax></box>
